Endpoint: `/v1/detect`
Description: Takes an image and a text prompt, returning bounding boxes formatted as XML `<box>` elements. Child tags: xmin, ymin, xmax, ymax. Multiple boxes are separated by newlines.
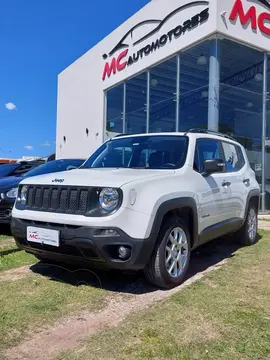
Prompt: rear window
<box><xmin>12</xmin><ymin>164</ymin><xmax>35</xmax><ymax>175</ymax></box>
<box><xmin>0</xmin><ymin>163</ymin><xmax>19</xmax><ymax>177</ymax></box>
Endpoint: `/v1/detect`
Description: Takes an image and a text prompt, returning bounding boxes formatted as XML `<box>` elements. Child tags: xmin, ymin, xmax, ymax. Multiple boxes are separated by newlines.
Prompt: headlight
<box><xmin>6</xmin><ymin>187</ymin><xmax>18</xmax><ymax>199</ymax></box>
<box><xmin>20</xmin><ymin>185</ymin><xmax>28</xmax><ymax>205</ymax></box>
<box><xmin>99</xmin><ymin>188</ymin><xmax>119</xmax><ymax>212</ymax></box>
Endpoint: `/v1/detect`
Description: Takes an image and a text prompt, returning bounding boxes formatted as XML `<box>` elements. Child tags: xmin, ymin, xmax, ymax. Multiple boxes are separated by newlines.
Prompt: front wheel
<box><xmin>235</xmin><ymin>203</ymin><xmax>258</xmax><ymax>246</ymax></box>
<box><xmin>144</xmin><ymin>217</ymin><xmax>191</xmax><ymax>289</ymax></box>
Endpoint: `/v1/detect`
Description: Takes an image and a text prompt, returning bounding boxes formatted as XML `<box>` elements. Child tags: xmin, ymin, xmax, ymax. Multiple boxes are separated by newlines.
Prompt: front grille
<box><xmin>20</xmin><ymin>219</ymin><xmax>81</xmax><ymax>230</ymax></box>
<box><xmin>25</xmin><ymin>186</ymin><xmax>96</xmax><ymax>215</ymax></box>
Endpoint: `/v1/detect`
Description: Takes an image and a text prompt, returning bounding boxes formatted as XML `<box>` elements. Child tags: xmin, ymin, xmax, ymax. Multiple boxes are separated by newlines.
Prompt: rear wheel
<box><xmin>235</xmin><ymin>203</ymin><xmax>258</xmax><ymax>246</ymax></box>
<box><xmin>144</xmin><ymin>217</ymin><xmax>191</xmax><ymax>289</ymax></box>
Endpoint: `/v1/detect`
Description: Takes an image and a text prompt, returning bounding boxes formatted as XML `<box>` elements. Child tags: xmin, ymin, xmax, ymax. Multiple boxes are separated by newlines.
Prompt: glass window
<box><xmin>267</xmin><ymin>55</ymin><xmax>270</xmax><ymax>139</ymax></box>
<box><xmin>12</xmin><ymin>164</ymin><xmax>36</xmax><ymax>175</ymax></box>
<box><xmin>106</xmin><ymin>84</ymin><xmax>124</xmax><ymax>134</ymax></box>
<box><xmin>126</xmin><ymin>108</ymin><xmax>147</xmax><ymax>135</ymax></box>
<box><xmin>219</xmin><ymin>38</ymin><xmax>263</xmax><ymax>185</ymax></box>
<box><xmin>149</xmin><ymin>57</ymin><xmax>177</xmax><ymax>133</ymax></box>
<box><xmin>265</xmin><ymin>55</ymin><xmax>270</xmax><ymax>210</ymax></box>
<box><xmin>179</xmin><ymin>40</ymin><xmax>211</xmax><ymax>131</ymax></box>
<box><xmin>236</xmin><ymin>146</ymin><xmax>246</xmax><ymax>170</ymax></box>
<box><xmin>196</xmin><ymin>138</ymin><xmax>224</xmax><ymax>173</ymax></box>
<box><xmin>0</xmin><ymin>163</ymin><xmax>19</xmax><ymax>177</ymax></box>
<box><xmin>82</xmin><ymin>135</ymin><xmax>189</xmax><ymax>170</ymax></box>
<box><xmin>222</xmin><ymin>142</ymin><xmax>241</xmax><ymax>173</ymax></box>
<box><xmin>126</xmin><ymin>72</ymin><xmax>147</xmax><ymax>134</ymax></box>
<box><xmin>220</xmin><ymin>39</ymin><xmax>263</xmax><ymax>93</ymax></box>
<box><xmin>21</xmin><ymin>159</ymin><xmax>84</xmax><ymax>178</ymax></box>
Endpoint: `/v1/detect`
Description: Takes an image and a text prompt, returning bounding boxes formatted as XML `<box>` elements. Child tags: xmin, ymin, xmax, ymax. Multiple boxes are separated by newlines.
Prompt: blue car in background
<box><xmin>0</xmin><ymin>161</ymin><xmax>44</xmax><ymax>178</ymax></box>
<box><xmin>0</xmin><ymin>159</ymin><xmax>85</xmax><ymax>225</ymax></box>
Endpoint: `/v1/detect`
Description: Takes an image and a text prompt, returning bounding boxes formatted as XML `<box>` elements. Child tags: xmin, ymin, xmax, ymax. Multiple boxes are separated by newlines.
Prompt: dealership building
<box><xmin>56</xmin><ymin>0</ymin><xmax>270</xmax><ymax>211</ymax></box>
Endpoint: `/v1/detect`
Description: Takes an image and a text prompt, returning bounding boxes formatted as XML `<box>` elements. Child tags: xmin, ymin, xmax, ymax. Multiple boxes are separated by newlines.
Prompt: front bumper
<box><xmin>11</xmin><ymin>218</ymin><xmax>156</xmax><ymax>270</ymax></box>
<box><xmin>0</xmin><ymin>198</ymin><xmax>14</xmax><ymax>223</ymax></box>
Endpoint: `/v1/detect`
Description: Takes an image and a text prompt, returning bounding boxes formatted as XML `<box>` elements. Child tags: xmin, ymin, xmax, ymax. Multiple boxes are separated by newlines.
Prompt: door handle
<box><xmin>222</xmin><ymin>181</ymin><xmax>231</xmax><ymax>187</ymax></box>
<box><xmin>243</xmin><ymin>178</ymin><xmax>250</xmax><ymax>184</ymax></box>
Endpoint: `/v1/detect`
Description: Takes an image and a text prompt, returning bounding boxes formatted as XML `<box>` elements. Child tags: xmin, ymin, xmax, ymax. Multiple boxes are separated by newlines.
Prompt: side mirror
<box><xmin>203</xmin><ymin>159</ymin><xmax>225</xmax><ymax>176</ymax></box>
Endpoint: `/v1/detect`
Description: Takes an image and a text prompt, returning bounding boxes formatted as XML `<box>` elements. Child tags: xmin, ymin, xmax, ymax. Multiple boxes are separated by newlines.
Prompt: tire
<box><xmin>235</xmin><ymin>203</ymin><xmax>258</xmax><ymax>246</ymax></box>
<box><xmin>144</xmin><ymin>217</ymin><xmax>191</xmax><ymax>289</ymax></box>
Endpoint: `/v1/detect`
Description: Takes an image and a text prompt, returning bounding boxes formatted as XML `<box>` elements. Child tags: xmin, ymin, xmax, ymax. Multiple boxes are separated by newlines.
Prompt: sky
<box><xmin>0</xmin><ymin>0</ymin><xmax>149</xmax><ymax>159</ymax></box>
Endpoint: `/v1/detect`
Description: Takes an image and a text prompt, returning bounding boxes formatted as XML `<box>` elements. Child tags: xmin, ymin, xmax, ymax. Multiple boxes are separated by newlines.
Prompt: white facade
<box><xmin>56</xmin><ymin>0</ymin><xmax>270</xmax><ymax>159</ymax></box>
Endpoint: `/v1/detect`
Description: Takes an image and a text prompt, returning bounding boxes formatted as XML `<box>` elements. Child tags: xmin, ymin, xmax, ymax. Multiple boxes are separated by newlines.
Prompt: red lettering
<box><xmin>29</xmin><ymin>234</ymin><xmax>38</xmax><ymax>240</ymax></box>
<box><xmin>230</xmin><ymin>0</ymin><xmax>270</xmax><ymax>36</ymax></box>
<box><xmin>258</xmin><ymin>12</ymin><xmax>270</xmax><ymax>35</ymax></box>
<box><xmin>102</xmin><ymin>58</ymin><xmax>116</xmax><ymax>81</ymax></box>
<box><xmin>102</xmin><ymin>49</ymin><xmax>128</xmax><ymax>80</ymax></box>
<box><xmin>116</xmin><ymin>49</ymin><xmax>128</xmax><ymax>71</ymax></box>
<box><xmin>229</xmin><ymin>0</ymin><xmax>257</xmax><ymax>30</ymax></box>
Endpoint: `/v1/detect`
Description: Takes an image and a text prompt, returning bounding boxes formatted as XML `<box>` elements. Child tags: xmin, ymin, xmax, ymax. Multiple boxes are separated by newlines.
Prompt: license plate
<box><xmin>27</xmin><ymin>227</ymin><xmax>60</xmax><ymax>247</ymax></box>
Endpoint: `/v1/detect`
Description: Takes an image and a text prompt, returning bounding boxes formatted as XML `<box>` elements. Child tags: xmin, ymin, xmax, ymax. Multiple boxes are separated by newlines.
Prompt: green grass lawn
<box><xmin>0</xmin><ymin>246</ymin><xmax>36</xmax><ymax>272</ymax></box>
<box><xmin>0</xmin><ymin>239</ymin><xmax>36</xmax><ymax>272</ymax></box>
<box><xmin>57</xmin><ymin>231</ymin><xmax>270</xmax><ymax>360</ymax></box>
<box><xmin>0</xmin><ymin>242</ymin><xmax>107</xmax><ymax>351</ymax></box>
<box><xmin>0</xmin><ymin>235</ymin><xmax>9</xmax><ymax>239</ymax></box>
<box><xmin>0</xmin><ymin>269</ymin><xmax>106</xmax><ymax>351</ymax></box>
<box><xmin>0</xmin><ymin>241</ymin><xmax>107</xmax><ymax>354</ymax></box>
<box><xmin>259</xmin><ymin>218</ymin><xmax>270</xmax><ymax>222</ymax></box>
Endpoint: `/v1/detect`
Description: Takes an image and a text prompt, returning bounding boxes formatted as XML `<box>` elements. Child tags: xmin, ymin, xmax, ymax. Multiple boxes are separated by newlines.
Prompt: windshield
<box><xmin>0</xmin><ymin>163</ymin><xmax>19</xmax><ymax>177</ymax></box>
<box><xmin>22</xmin><ymin>159</ymin><xmax>84</xmax><ymax>177</ymax></box>
<box><xmin>82</xmin><ymin>135</ymin><xmax>188</xmax><ymax>170</ymax></box>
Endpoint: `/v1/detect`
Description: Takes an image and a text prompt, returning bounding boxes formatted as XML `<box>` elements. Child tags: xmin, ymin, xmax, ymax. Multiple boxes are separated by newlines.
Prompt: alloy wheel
<box><xmin>247</xmin><ymin>208</ymin><xmax>257</xmax><ymax>241</ymax></box>
<box><xmin>165</xmin><ymin>227</ymin><xmax>189</xmax><ymax>278</ymax></box>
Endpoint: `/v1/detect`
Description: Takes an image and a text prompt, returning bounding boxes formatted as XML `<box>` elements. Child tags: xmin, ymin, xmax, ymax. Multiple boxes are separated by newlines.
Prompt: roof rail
<box><xmin>184</xmin><ymin>128</ymin><xmax>235</xmax><ymax>141</ymax></box>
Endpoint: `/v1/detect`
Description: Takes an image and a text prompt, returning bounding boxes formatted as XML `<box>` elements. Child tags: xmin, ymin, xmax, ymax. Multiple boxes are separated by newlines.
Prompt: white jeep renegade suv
<box><xmin>12</xmin><ymin>130</ymin><xmax>260</xmax><ymax>288</ymax></box>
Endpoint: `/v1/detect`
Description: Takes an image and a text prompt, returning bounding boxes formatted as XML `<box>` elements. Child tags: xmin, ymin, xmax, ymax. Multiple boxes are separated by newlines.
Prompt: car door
<box><xmin>194</xmin><ymin>138</ymin><xmax>229</xmax><ymax>234</ymax></box>
<box><xmin>221</xmin><ymin>141</ymin><xmax>247</xmax><ymax>219</ymax></box>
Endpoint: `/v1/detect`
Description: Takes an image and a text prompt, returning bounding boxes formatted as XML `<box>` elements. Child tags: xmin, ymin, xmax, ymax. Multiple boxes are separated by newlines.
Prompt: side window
<box><xmin>222</xmin><ymin>142</ymin><xmax>243</xmax><ymax>172</ymax></box>
<box><xmin>196</xmin><ymin>139</ymin><xmax>224</xmax><ymax>173</ymax></box>
<box><xmin>236</xmin><ymin>146</ymin><xmax>246</xmax><ymax>170</ymax></box>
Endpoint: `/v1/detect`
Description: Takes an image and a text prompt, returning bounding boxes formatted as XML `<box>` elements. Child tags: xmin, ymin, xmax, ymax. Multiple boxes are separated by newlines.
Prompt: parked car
<box><xmin>0</xmin><ymin>159</ymin><xmax>85</xmax><ymax>224</ymax></box>
<box><xmin>0</xmin><ymin>161</ymin><xmax>44</xmax><ymax>179</ymax></box>
<box><xmin>12</xmin><ymin>130</ymin><xmax>260</xmax><ymax>288</ymax></box>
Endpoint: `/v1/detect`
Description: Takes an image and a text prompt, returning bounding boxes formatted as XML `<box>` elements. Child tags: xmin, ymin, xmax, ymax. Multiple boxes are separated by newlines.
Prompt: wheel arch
<box><xmin>149</xmin><ymin>197</ymin><xmax>199</xmax><ymax>249</ymax></box>
<box><xmin>244</xmin><ymin>189</ymin><xmax>260</xmax><ymax>221</ymax></box>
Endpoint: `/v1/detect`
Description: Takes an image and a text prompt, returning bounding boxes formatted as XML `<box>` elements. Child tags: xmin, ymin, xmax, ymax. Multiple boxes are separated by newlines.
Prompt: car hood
<box><xmin>0</xmin><ymin>176</ymin><xmax>23</xmax><ymax>192</ymax></box>
<box><xmin>20</xmin><ymin>168</ymin><xmax>175</xmax><ymax>187</ymax></box>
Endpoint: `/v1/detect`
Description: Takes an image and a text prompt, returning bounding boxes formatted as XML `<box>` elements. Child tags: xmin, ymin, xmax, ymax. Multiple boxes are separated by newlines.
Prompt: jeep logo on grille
<box><xmin>52</xmin><ymin>179</ymin><xmax>64</xmax><ymax>183</ymax></box>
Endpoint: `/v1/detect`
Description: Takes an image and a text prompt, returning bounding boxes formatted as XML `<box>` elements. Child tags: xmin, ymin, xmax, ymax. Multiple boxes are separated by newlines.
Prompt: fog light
<box><xmin>118</xmin><ymin>246</ymin><xmax>131</xmax><ymax>260</ymax></box>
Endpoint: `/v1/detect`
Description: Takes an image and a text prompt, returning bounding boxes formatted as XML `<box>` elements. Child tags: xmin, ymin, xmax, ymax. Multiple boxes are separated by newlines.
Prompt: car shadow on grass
<box><xmin>0</xmin><ymin>224</ymin><xmax>12</xmax><ymax>237</ymax></box>
<box><xmin>0</xmin><ymin>248</ymin><xmax>21</xmax><ymax>256</ymax></box>
<box><xmin>29</xmin><ymin>234</ymin><xmax>261</xmax><ymax>294</ymax></box>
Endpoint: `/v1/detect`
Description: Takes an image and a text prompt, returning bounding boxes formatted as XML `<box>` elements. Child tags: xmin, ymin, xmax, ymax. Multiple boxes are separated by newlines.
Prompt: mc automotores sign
<box><xmin>229</xmin><ymin>0</ymin><xmax>270</xmax><ymax>35</ymax></box>
<box><xmin>102</xmin><ymin>1</ymin><xmax>210</xmax><ymax>81</ymax></box>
